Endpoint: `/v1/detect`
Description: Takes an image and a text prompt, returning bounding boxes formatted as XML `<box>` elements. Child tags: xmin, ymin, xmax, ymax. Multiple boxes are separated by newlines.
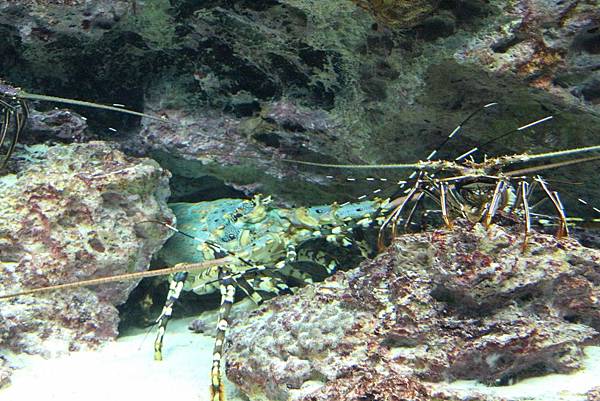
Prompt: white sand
<box><xmin>1</xmin><ymin>317</ymin><xmax>244</xmax><ymax>401</ymax></box>
<box><xmin>1</xmin><ymin>316</ymin><xmax>599</xmax><ymax>401</ymax></box>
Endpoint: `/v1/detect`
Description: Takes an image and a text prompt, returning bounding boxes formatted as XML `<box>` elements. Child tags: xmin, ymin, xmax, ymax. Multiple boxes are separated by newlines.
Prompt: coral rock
<box><xmin>0</xmin><ymin>142</ymin><xmax>173</xmax><ymax>359</ymax></box>
<box><xmin>226</xmin><ymin>222</ymin><xmax>600</xmax><ymax>400</ymax></box>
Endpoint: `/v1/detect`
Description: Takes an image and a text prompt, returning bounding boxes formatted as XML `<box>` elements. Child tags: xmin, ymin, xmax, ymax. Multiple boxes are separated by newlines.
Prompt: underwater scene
<box><xmin>1</xmin><ymin>1</ymin><xmax>600</xmax><ymax>400</ymax></box>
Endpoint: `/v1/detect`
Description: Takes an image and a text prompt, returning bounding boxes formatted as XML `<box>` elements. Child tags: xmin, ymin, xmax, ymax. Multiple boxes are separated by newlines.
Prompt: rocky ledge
<box><xmin>226</xmin><ymin>222</ymin><xmax>600</xmax><ymax>401</ymax></box>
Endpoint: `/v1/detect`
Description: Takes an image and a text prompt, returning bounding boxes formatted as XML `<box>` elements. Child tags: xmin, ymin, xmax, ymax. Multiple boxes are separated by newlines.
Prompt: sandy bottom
<box><xmin>1</xmin><ymin>317</ymin><xmax>599</xmax><ymax>401</ymax></box>
<box><xmin>1</xmin><ymin>317</ymin><xmax>244</xmax><ymax>401</ymax></box>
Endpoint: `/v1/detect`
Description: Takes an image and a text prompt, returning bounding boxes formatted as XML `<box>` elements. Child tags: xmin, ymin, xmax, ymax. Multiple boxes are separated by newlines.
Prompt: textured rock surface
<box><xmin>456</xmin><ymin>0</ymin><xmax>600</xmax><ymax>103</ymax></box>
<box><xmin>2</xmin><ymin>1</ymin><xmax>599</xmax><ymax>212</ymax></box>
<box><xmin>130</xmin><ymin>99</ymin><xmax>350</xmax><ymax>204</ymax></box>
<box><xmin>0</xmin><ymin>142</ymin><xmax>173</xmax><ymax>362</ymax></box>
<box><xmin>588</xmin><ymin>387</ymin><xmax>600</xmax><ymax>401</ymax></box>
<box><xmin>0</xmin><ymin>1</ymin><xmax>132</xmax><ymax>39</ymax></box>
<box><xmin>24</xmin><ymin>108</ymin><xmax>90</xmax><ymax>144</ymax></box>
<box><xmin>0</xmin><ymin>357</ymin><xmax>9</xmax><ymax>388</ymax></box>
<box><xmin>225</xmin><ymin>223</ymin><xmax>600</xmax><ymax>401</ymax></box>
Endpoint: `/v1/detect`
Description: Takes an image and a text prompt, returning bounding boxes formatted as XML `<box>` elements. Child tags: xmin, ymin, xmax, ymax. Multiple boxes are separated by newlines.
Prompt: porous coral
<box><xmin>0</xmin><ymin>141</ymin><xmax>173</xmax><ymax>359</ymax></box>
<box><xmin>225</xmin><ymin>222</ymin><xmax>600</xmax><ymax>401</ymax></box>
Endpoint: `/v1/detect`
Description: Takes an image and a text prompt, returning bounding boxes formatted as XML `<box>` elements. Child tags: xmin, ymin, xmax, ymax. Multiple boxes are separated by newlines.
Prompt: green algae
<box><xmin>120</xmin><ymin>0</ymin><xmax>178</xmax><ymax>50</ymax></box>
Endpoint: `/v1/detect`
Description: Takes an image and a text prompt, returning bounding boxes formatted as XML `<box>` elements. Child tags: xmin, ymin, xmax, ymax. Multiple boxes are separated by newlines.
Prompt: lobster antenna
<box><xmin>292</xmin><ymin>102</ymin><xmax>498</xmax><ymax>191</ymax></box>
<box><xmin>503</xmin><ymin>144</ymin><xmax>600</xmax><ymax>165</ymax></box>
<box><xmin>280</xmin><ymin>145</ymin><xmax>600</xmax><ymax>172</ymax></box>
<box><xmin>453</xmin><ymin>115</ymin><xmax>554</xmax><ymax>162</ymax></box>
<box><xmin>576</xmin><ymin>198</ymin><xmax>600</xmax><ymax>215</ymax></box>
<box><xmin>17</xmin><ymin>90</ymin><xmax>181</xmax><ymax>126</ymax></box>
<box><xmin>485</xmin><ymin>115</ymin><xmax>554</xmax><ymax>146</ymax></box>
<box><xmin>366</xmin><ymin>103</ymin><xmax>502</xmax><ymax>201</ymax></box>
<box><xmin>0</xmin><ymin>258</ymin><xmax>230</xmax><ymax>300</ymax></box>
<box><xmin>280</xmin><ymin>158</ymin><xmax>433</xmax><ymax>170</ymax></box>
<box><xmin>427</xmin><ymin>102</ymin><xmax>499</xmax><ymax>162</ymax></box>
<box><xmin>283</xmin><ymin>112</ymin><xmax>589</xmax><ymax>174</ymax></box>
<box><xmin>192</xmin><ymin>106</ymin><xmax>556</xmax><ymax>202</ymax></box>
<box><xmin>506</xmin><ymin>154</ymin><xmax>600</xmax><ymax>177</ymax></box>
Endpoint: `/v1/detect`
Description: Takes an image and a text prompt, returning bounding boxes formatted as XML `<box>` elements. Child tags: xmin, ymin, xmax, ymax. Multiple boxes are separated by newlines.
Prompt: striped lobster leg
<box><xmin>153</xmin><ymin>271</ymin><xmax>189</xmax><ymax>361</ymax></box>
<box><xmin>210</xmin><ymin>267</ymin><xmax>237</xmax><ymax>401</ymax></box>
<box><xmin>0</xmin><ymin>94</ymin><xmax>28</xmax><ymax>169</ymax></box>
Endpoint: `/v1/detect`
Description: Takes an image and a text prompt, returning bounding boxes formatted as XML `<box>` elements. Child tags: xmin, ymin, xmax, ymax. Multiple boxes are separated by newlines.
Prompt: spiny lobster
<box><xmin>286</xmin><ymin>143</ymin><xmax>600</xmax><ymax>247</ymax></box>
<box><xmin>154</xmin><ymin>194</ymin><xmax>391</xmax><ymax>401</ymax></box>
<box><xmin>0</xmin><ymin>192</ymin><xmax>391</xmax><ymax>401</ymax></box>
<box><xmin>2</xmin><ymin>100</ymin><xmax>600</xmax><ymax>401</ymax></box>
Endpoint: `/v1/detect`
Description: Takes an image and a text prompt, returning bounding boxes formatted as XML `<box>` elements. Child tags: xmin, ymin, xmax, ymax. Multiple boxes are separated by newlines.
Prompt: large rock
<box><xmin>0</xmin><ymin>142</ymin><xmax>173</xmax><ymax>370</ymax></box>
<box><xmin>0</xmin><ymin>1</ymin><xmax>132</xmax><ymax>39</ymax></box>
<box><xmin>225</xmin><ymin>222</ymin><xmax>600</xmax><ymax>401</ymax></box>
<box><xmin>3</xmin><ymin>1</ymin><xmax>599</xmax><ymax>212</ymax></box>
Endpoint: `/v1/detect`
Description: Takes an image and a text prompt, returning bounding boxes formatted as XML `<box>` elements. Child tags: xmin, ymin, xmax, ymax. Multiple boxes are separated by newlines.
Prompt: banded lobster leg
<box><xmin>286</xmin><ymin>231</ymin><xmax>371</xmax><ymax>283</ymax></box>
<box><xmin>383</xmin><ymin>174</ymin><xmax>466</xmax><ymax>239</ymax></box>
<box><xmin>154</xmin><ymin>266</ymin><xmax>297</xmax><ymax>401</ymax></box>
<box><xmin>153</xmin><ymin>271</ymin><xmax>188</xmax><ymax>361</ymax></box>
<box><xmin>152</xmin><ymin>234</ymin><xmax>294</xmax><ymax>361</ymax></box>
<box><xmin>0</xmin><ymin>95</ymin><xmax>29</xmax><ymax>169</ymax></box>
<box><xmin>438</xmin><ymin>181</ymin><xmax>453</xmax><ymax>229</ymax></box>
<box><xmin>379</xmin><ymin>182</ymin><xmax>417</xmax><ymax>246</ymax></box>
<box><xmin>512</xmin><ymin>180</ymin><xmax>532</xmax><ymax>248</ymax></box>
<box><xmin>152</xmin><ymin>228</ymin><xmax>302</xmax><ymax>401</ymax></box>
<box><xmin>534</xmin><ymin>176</ymin><xmax>569</xmax><ymax>238</ymax></box>
<box><xmin>208</xmin><ymin>265</ymin><xmax>297</xmax><ymax>401</ymax></box>
<box><xmin>211</xmin><ymin>267</ymin><xmax>236</xmax><ymax>401</ymax></box>
<box><xmin>483</xmin><ymin>179</ymin><xmax>510</xmax><ymax>227</ymax></box>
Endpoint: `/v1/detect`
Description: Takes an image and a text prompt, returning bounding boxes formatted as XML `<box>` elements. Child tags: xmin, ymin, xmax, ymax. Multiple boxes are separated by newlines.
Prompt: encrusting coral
<box><xmin>225</xmin><ymin>222</ymin><xmax>600</xmax><ymax>401</ymax></box>
<box><xmin>0</xmin><ymin>141</ymin><xmax>173</xmax><ymax>385</ymax></box>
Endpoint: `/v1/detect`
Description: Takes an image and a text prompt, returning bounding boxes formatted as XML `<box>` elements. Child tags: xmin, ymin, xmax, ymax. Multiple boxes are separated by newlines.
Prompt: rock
<box><xmin>2</xmin><ymin>1</ymin><xmax>599</xmax><ymax>214</ymax></box>
<box><xmin>0</xmin><ymin>356</ymin><xmax>10</xmax><ymax>389</ymax></box>
<box><xmin>0</xmin><ymin>1</ymin><xmax>132</xmax><ymax>40</ymax></box>
<box><xmin>588</xmin><ymin>386</ymin><xmax>600</xmax><ymax>401</ymax></box>
<box><xmin>352</xmin><ymin>0</ymin><xmax>439</xmax><ymax>29</ymax></box>
<box><xmin>24</xmin><ymin>108</ymin><xmax>89</xmax><ymax>144</ymax></box>
<box><xmin>0</xmin><ymin>141</ymin><xmax>173</xmax><ymax>359</ymax></box>
<box><xmin>128</xmin><ymin>98</ymin><xmax>357</xmax><ymax>205</ymax></box>
<box><xmin>225</xmin><ymin>222</ymin><xmax>600</xmax><ymax>401</ymax></box>
<box><xmin>456</xmin><ymin>0</ymin><xmax>600</xmax><ymax>98</ymax></box>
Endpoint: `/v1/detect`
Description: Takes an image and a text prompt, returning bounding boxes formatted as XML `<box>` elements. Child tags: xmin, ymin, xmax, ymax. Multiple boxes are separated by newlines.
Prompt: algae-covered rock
<box><xmin>2</xmin><ymin>0</ymin><xmax>599</xmax><ymax>214</ymax></box>
<box><xmin>225</xmin><ymin>222</ymin><xmax>600</xmax><ymax>401</ymax></box>
<box><xmin>352</xmin><ymin>0</ymin><xmax>438</xmax><ymax>28</ymax></box>
<box><xmin>0</xmin><ymin>142</ymin><xmax>173</xmax><ymax>359</ymax></box>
